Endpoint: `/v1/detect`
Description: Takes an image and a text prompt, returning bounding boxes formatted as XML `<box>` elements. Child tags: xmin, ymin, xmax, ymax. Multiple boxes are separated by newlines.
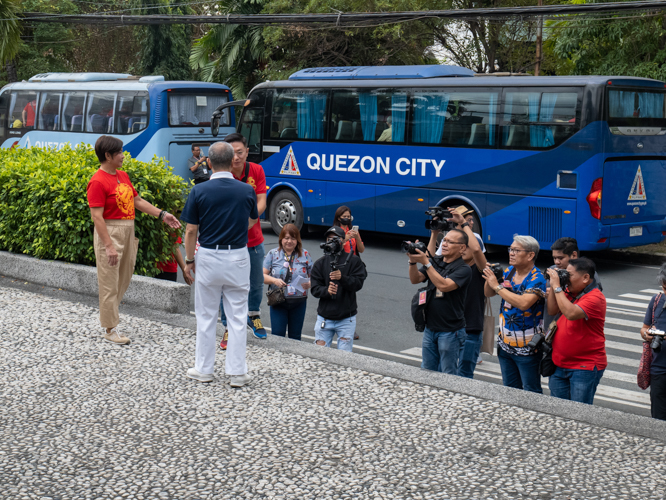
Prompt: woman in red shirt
<box><xmin>87</xmin><ymin>136</ymin><xmax>181</xmax><ymax>345</ymax></box>
<box><xmin>333</xmin><ymin>205</ymin><xmax>365</xmax><ymax>256</ymax></box>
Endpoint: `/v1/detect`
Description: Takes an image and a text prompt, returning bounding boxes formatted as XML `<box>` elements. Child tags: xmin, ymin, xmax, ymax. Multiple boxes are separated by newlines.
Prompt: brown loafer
<box><xmin>354</xmin><ymin>333</ymin><xmax>359</xmax><ymax>340</ymax></box>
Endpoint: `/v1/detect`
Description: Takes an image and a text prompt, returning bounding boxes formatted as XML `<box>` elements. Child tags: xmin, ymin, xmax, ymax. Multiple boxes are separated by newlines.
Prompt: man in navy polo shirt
<box><xmin>181</xmin><ymin>141</ymin><xmax>258</xmax><ymax>388</ymax></box>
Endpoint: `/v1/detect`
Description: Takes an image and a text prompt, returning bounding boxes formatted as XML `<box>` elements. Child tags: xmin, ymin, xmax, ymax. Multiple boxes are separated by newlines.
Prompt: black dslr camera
<box><xmin>545</xmin><ymin>268</ymin><xmax>571</xmax><ymax>289</ymax></box>
<box><xmin>424</xmin><ymin>207</ymin><xmax>455</xmax><ymax>232</ymax></box>
<box><xmin>487</xmin><ymin>263</ymin><xmax>504</xmax><ymax>282</ymax></box>
<box><xmin>527</xmin><ymin>331</ymin><xmax>553</xmax><ymax>355</ymax></box>
<box><xmin>649</xmin><ymin>328</ymin><xmax>666</xmax><ymax>352</ymax></box>
<box><xmin>401</xmin><ymin>241</ymin><xmax>427</xmax><ymax>255</ymax></box>
<box><xmin>320</xmin><ymin>237</ymin><xmax>344</xmax><ymax>256</ymax></box>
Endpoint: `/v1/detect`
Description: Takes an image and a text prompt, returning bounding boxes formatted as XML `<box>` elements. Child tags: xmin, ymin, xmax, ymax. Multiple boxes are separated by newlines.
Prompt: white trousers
<box><xmin>194</xmin><ymin>246</ymin><xmax>251</xmax><ymax>375</ymax></box>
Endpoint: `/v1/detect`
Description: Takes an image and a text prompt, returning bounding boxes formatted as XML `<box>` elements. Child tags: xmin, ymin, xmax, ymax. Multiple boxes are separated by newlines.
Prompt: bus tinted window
<box><xmin>411</xmin><ymin>90</ymin><xmax>498</xmax><ymax>146</ymax></box>
<box><xmin>38</xmin><ymin>92</ymin><xmax>63</xmax><ymax>131</ymax></box>
<box><xmin>329</xmin><ymin>90</ymin><xmax>405</xmax><ymax>143</ymax></box>
<box><xmin>168</xmin><ymin>93</ymin><xmax>229</xmax><ymax>127</ymax></box>
<box><xmin>116</xmin><ymin>92</ymin><xmax>149</xmax><ymax>134</ymax></box>
<box><xmin>271</xmin><ymin>89</ymin><xmax>327</xmax><ymax>140</ymax></box>
<box><xmin>609</xmin><ymin>89</ymin><xmax>665</xmax><ymax>118</ymax></box>
<box><xmin>86</xmin><ymin>92</ymin><xmax>116</xmax><ymax>134</ymax></box>
<box><xmin>62</xmin><ymin>92</ymin><xmax>86</xmax><ymax>131</ymax></box>
<box><xmin>239</xmin><ymin>108</ymin><xmax>263</xmax><ymax>154</ymax></box>
<box><xmin>9</xmin><ymin>91</ymin><xmax>38</xmax><ymax>130</ymax></box>
<box><xmin>502</xmin><ymin>91</ymin><xmax>578</xmax><ymax>149</ymax></box>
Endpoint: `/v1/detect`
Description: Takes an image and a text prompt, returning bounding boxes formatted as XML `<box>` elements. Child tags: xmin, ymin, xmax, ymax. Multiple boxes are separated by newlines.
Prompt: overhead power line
<box><xmin>18</xmin><ymin>1</ymin><xmax>666</xmax><ymax>26</ymax></box>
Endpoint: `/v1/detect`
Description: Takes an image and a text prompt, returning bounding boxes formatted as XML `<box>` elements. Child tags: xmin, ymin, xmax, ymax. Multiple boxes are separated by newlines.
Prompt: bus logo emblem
<box><xmin>279</xmin><ymin>146</ymin><xmax>301</xmax><ymax>176</ymax></box>
<box><xmin>628</xmin><ymin>165</ymin><xmax>647</xmax><ymax>201</ymax></box>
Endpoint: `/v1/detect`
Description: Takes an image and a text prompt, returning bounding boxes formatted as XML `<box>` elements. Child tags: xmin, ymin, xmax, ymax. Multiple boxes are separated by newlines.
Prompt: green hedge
<box><xmin>0</xmin><ymin>145</ymin><xmax>189</xmax><ymax>277</ymax></box>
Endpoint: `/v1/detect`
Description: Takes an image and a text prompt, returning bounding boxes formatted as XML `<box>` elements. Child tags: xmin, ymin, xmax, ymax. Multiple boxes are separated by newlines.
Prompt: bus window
<box><xmin>38</xmin><ymin>92</ymin><xmax>63</xmax><ymax>131</ymax></box>
<box><xmin>9</xmin><ymin>91</ymin><xmax>38</xmax><ymax>130</ymax></box>
<box><xmin>86</xmin><ymin>92</ymin><xmax>116</xmax><ymax>134</ymax></box>
<box><xmin>329</xmin><ymin>90</ymin><xmax>403</xmax><ymax>143</ymax></box>
<box><xmin>271</xmin><ymin>89</ymin><xmax>327</xmax><ymax>141</ymax></box>
<box><xmin>168</xmin><ymin>93</ymin><xmax>229</xmax><ymax>127</ymax></box>
<box><xmin>116</xmin><ymin>92</ymin><xmax>149</xmax><ymax>134</ymax></box>
<box><xmin>502</xmin><ymin>91</ymin><xmax>578</xmax><ymax>149</ymax></box>
<box><xmin>61</xmin><ymin>92</ymin><xmax>86</xmax><ymax>132</ymax></box>
<box><xmin>411</xmin><ymin>90</ymin><xmax>498</xmax><ymax>146</ymax></box>
<box><xmin>238</xmin><ymin>108</ymin><xmax>263</xmax><ymax>154</ymax></box>
<box><xmin>608</xmin><ymin>89</ymin><xmax>666</xmax><ymax>129</ymax></box>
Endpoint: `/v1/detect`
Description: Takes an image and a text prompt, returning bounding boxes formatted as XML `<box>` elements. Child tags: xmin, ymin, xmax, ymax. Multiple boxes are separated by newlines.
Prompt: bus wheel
<box><xmin>269</xmin><ymin>190</ymin><xmax>303</xmax><ymax>236</ymax></box>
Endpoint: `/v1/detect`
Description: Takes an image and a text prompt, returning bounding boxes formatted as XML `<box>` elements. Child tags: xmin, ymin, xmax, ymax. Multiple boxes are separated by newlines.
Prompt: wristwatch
<box><xmin>494</xmin><ymin>285</ymin><xmax>504</xmax><ymax>293</ymax></box>
<box><xmin>185</xmin><ymin>258</ymin><xmax>195</xmax><ymax>264</ymax></box>
<box><xmin>554</xmin><ymin>287</ymin><xmax>563</xmax><ymax>293</ymax></box>
<box><xmin>461</xmin><ymin>222</ymin><xmax>470</xmax><ymax>228</ymax></box>
<box><xmin>424</xmin><ymin>262</ymin><xmax>432</xmax><ymax>270</ymax></box>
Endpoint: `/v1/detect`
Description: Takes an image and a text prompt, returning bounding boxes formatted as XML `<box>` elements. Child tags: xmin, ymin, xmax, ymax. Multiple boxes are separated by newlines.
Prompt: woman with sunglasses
<box><xmin>640</xmin><ymin>263</ymin><xmax>666</xmax><ymax>420</ymax></box>
<box><xmin>483</xmin><ymin>235</ymin><xmax>547</xmax><ymax>393</ymax></box>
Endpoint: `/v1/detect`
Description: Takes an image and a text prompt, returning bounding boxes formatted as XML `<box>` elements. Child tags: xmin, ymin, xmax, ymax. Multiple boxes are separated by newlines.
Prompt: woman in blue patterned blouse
<box><xmin>263</xmin><ymin>224</ymin><xmax>313</xmax><ymax>340</ymax></box>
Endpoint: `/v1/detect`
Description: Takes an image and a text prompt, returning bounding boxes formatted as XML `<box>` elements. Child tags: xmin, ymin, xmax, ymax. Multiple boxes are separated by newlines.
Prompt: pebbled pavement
<box><xmin>2</xmin><ymin>286</ymin><xmax>666</xmax><ymax>500</ymax></box>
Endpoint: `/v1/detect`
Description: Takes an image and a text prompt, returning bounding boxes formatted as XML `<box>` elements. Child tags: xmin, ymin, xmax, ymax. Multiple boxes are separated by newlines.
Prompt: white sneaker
<box><xmin>230</xmin><ymin>373</ymin><xmax>252</xmax><ymax>387</ymax></box>
<box><xmin>103</xmin><ymin>328</ymin><xmax>131</xmax><ymax>345</ymax></box>
<box><xmin>186</xmin><ymin>368</ymin><xmax>213</xmax><ymax>383</ymax></box>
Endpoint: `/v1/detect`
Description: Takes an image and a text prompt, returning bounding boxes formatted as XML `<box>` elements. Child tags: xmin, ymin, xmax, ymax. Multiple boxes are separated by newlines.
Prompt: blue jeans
<box><xmin>497</xmin><ymin>347</ymin><xmax>543</xmax><ymax>393</ymax></box>
<box><xmin>220</xmin><ymin>242</ymin><xmax>265</xmax><ymax>325</ymax></box>
<box><xmin>314</xmin><ymin>315</ymin><xmax>356</xmax><ymax>352</ymax></box>
<box><xmin>548</xmin><ymin>366</ymin><xmax>604</xmax><ymax>405</ymax></box>
<box><xmin>458</xmin><ymin>330</ymin><xmax>482</xmax><ymax>379</ymax></box>
<box><xmin>270</xmin><ymin>299</ymin><xmax>307</xmax><ymax>340</ymax></box>
<box><xmin>422</xmin><ymin>327</ymin><xmax>466</xmax><ymax>375</ymax></box>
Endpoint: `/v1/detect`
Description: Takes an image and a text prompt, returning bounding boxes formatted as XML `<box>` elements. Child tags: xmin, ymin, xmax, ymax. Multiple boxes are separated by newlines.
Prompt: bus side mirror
<box><xmin>211</xmin><ymin>116</ymin><xmax>220</xmax><ymax>137</ymax></box>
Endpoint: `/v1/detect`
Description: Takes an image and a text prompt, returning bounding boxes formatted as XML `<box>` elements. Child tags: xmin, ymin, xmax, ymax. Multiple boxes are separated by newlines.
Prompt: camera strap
<box><xmin>653</xmin><ymin>293</ymin><xmax>664</xmax><ymax>326</ymax></box>
<box><xmin>240</xmin><ymin>161</ymin><xmax>251</xmax><ymax>184</ymax></box>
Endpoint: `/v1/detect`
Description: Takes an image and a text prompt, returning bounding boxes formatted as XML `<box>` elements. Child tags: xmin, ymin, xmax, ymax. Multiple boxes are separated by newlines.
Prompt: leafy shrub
<box><xmin>0</xmin><ymin>145</ymin><xmax>189</xmax><ymax>277</ymax></box>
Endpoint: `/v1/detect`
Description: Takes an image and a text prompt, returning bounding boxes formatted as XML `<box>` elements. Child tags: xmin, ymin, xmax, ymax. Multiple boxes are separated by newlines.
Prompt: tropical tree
<box><xmin>547</xmin><ymin>2</ymin><xmax>666</xmax><ymax>79</ymax></box>
<box><xmin>1</xmin><ymin>0</ymin><xmax>24</xmax><ymax>82</ymax></box>
<box><xmin>135</xmin><ymin>0</ymin><xmax>194</xmax><ymax>80</ymax></box>
<box><xmin>190</xmin><ymin>0</ymin><xmax>265</xmax><ymax>99</ymax></box>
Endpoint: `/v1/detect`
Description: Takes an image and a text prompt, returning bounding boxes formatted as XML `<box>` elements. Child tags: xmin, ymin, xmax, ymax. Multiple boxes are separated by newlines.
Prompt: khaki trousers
<box><xmin>94</xmin><ymin>219</ymin><xmax>138</xmax><ymax>329</ymax></box>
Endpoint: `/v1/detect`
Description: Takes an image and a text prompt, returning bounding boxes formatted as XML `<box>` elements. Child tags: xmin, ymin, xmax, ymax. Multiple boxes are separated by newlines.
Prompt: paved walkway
<box><xmin>1</xmin><ymin>286</ymin><xmax>665</xmax><ymax>500</ymax></box>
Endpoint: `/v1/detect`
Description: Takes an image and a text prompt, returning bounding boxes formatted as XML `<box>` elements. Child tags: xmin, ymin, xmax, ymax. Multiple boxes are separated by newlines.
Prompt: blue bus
<box><xmin>0</xmin><ymin>72</ymin><xmax>236</xmax><ymax>181</ymax></box>
<box><xmin>213</xmin><ymin>65</ymin><xmax>666</xmax><ymax>251</ymax></box>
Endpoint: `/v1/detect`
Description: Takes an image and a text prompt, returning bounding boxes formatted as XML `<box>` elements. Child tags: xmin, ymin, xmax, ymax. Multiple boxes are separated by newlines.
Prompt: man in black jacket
<box><xmin>310</xmin><ymin>227</ymin><xmax>367</xmax><ymax>351</ymax></box>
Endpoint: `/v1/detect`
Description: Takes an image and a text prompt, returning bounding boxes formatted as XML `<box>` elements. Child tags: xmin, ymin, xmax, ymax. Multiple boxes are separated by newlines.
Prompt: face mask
<box><xmin>339</xmin><ymin>218</ymin><xmax>351</xmax><ymax>226</ymax></box>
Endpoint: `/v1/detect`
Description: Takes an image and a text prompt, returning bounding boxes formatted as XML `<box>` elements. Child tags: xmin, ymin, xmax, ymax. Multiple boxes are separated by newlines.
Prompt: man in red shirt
<box><xmin>219</xmin><ymin>133</ymin><xmax>268</xmax><ymax>347</ymax></box>
<box><xmin>22</xmin><ymin>99</ymin><xmax>37</xmax><ymax>128</ymax></box>
<box><xmin>546</xmin><ymin>257</ymin><xmax>606</xmax><ymax>405</ymax></box>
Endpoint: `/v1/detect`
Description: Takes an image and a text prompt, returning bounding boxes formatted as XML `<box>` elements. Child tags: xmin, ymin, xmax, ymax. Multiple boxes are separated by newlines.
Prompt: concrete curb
<box><xmin>0</xmin><ymin>251</ymin><xmax>190</xmax><ymax>314</ymax></box>
<box><xmin>1</xmin><ymin>274</ymin><xmax>664</xmax><ymax>443</ymax></box>
<box><xmin>599</xmin><ymin>250</ymin><xmax>666</xmax><ymax>267</ymax></box>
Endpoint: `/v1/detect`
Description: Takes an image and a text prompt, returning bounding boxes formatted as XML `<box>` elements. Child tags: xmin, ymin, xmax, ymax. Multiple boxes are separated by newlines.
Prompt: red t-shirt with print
<box><xmin>342</xmin><ymin>226</ymin><xmax>362</xmax><ymax>254</ymax></box>
<box><xmin>157</xmin><ymin>236</ymin><xmax>182</xmax><ymax>273</ymax></box>
<box><xmin>86</xmin><ymin>169</ymin><xmax>138</xmax><ymax>220</ymax></box>
<box><xmin>233</xmin><ymin>162</ymin><xmax>266</xmax><ymax>248</ymax></box>
<box><xmin>552</xmin><ymin>288</ymin><xmax>607</xmax><ymax>371</ymax></box>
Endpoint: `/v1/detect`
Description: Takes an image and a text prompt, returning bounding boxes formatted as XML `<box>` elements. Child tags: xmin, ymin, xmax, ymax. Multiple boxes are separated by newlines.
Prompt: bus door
<box><xmin>376</xmin><ymin>186</ymin><xmax>430</xmax><ymax>237</ymax></box>
<box><xmin>238</xmin><ymin>107</ymin><xmax>264</xmax><ymax>164</ymax></box>
<box><xmin>0</xmin><ymin>92</ymin><xmax>7</xmax><ymax>145</ymax></box>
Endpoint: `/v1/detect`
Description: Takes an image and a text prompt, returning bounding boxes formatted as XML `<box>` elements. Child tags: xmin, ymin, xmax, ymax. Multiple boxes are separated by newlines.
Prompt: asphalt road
<box><xmin>181</xmin><ymin>223</ymin><xmax>662</xmax><ymax>417</ymax></box>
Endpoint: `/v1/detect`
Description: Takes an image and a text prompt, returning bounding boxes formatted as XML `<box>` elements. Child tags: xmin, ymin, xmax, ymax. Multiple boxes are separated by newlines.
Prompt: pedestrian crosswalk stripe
<box><xmin>619</xmin><ymin>293</ymin><xmax>654</xmax><ymax>302</ymax></box>
<box><xmin>606</xmin><ymin>354</ymin><xmax>638</xmax><ymax>368</ymax></box>
<box><xmin>607</xmin><ymin>298</ymin><xmax>651</xmax><ymax>308</ymax></box>
<box><xmin>605</xmin><ymin>339</ymin><xmax>642</xmax><ymax>354</ymax></box>
<box><xmin>607</xmin><ymin>307</ymin><xmax>645</xmax><ymax>318</ymax></box>
<box><xmin>604</xmin><ymin>327</ymin><xmax>641</xmax><ymax>341</ymax></box>
<box><xmin>604</xmin><ymin>316</ymin><xmax>644</xmax><ymax>329</ymax></box>
<box><xmin>640</xmin><ymin>289</ymin><xmax>662</xmax><ymax>294</ymax></box>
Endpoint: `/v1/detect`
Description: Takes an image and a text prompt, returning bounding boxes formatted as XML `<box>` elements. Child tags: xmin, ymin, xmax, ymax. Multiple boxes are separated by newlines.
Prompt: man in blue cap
<box><xmin>310</xmin><ymin>226</ymin><xmax>367</xmax><ymax>351</ymax></box>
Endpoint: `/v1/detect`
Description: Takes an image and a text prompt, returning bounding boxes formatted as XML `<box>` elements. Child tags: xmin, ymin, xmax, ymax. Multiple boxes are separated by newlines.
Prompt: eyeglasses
<box><xmin>508</xmin><ymin>247</ymin><xmax>529</xmax><ymax>254</ymax></box>
<box><xmin>443</xmin><ymin>239</ymin><xmax>465</xmax><ymax>245</ymax></box>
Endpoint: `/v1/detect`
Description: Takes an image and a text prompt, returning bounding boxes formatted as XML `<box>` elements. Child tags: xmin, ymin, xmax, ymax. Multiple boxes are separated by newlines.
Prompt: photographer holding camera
<box><xmin>429</xmin><ymin>207</ymin><xmax>487</xmax><ymax>378</ymax></box>
<box><xmin>310</xmin><ymin>226</ymin><xmax>367</xmax><ymax>351</ymax></box>
<box><xmin>409</xmin><ymin>228</ymin><xmax>471</xmax><ymax>375</ymax></box>
<box><xmin>546</xmin><ymin>257</ymin><xmax>606</xmax><ymax>405</ymax></box>
<box><xmin>483</xmin><ymin>235</ymin><xmax>546</xmax><ymax>393</ymax></box>
<box><xmin>640</xmin><ymin>263</ymin><xmax>666</xmax><ymax>420</ymax></box>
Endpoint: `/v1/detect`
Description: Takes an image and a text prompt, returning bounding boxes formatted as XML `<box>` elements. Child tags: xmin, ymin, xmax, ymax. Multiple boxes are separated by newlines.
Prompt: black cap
<box><xmin>324</xmin><ymin>226</ymin><xmax>345</xmax><ymax>239</ymax></box>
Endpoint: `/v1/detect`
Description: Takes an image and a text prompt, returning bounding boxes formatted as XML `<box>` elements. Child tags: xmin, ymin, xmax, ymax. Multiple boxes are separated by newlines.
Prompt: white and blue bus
<box><xmin>0</xmin><ymin>72</ymin><xmax>235</xmax><ymax>181</ymax></box>
<box><xmin>214</xmin><ymin>65</ymin><xmax>666</xmax><ymax>250</ymax></box>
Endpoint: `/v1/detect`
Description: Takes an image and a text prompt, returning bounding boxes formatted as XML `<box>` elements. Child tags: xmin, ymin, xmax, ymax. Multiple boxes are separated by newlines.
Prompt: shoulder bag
<box><xmin>481</xmin><ymin>298</ymin><xmax>495</xmax><ymax>355</ymax></box>
<box><xmin>266</xmin><ymin>253</ymin><xmax>295</xmax><ymax>307</ymax></box>
<box><xmin>638</xmin><ymin>293</ymin><xmax>663</xmax><ymax>390</ymax></box>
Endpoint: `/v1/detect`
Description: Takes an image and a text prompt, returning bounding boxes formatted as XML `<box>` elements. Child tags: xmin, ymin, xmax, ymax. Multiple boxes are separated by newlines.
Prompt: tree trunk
<box><xmin>5</xmin><ymin>59</ymin><xmax>17</xmax><ymax>83</ymax></box>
